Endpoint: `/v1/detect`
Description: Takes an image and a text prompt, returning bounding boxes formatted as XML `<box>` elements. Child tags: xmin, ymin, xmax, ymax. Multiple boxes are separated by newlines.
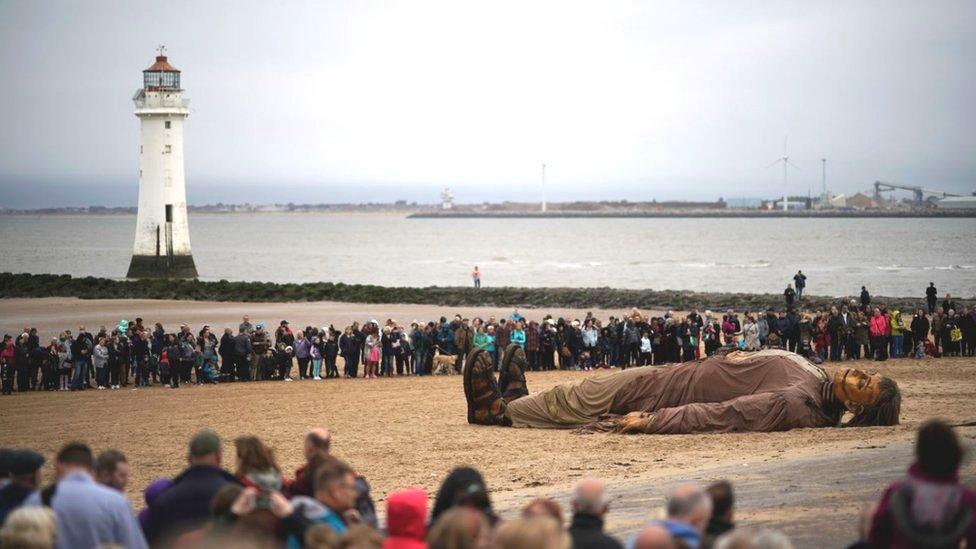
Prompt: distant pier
<box><xmin>408</xmin><ymin>209</ymin><xmax>976</xmax><ymax>219</ymax></box>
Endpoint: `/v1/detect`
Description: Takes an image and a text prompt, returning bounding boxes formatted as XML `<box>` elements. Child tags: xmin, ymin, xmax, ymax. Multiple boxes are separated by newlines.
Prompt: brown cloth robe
<box><xmin>464</xmin><ymin>348</ymin><xmax>510</xmax><ymax>425</ymax></box>
<box><xmin>504</xmin><ymin>349</ymin><xmax>840</xmax><ymax>434</ymax></box>
<box><xmin>498</xmin><ymin>344</ymin><xmax>529</xmax><ymax>403</ymax></box>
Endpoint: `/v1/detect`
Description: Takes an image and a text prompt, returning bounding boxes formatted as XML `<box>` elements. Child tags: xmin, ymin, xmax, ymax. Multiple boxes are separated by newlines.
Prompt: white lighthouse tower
<box><xmin>126</xmin><ymin>47</ymin><xmax>198</xmax><ymax>278</ymax></box>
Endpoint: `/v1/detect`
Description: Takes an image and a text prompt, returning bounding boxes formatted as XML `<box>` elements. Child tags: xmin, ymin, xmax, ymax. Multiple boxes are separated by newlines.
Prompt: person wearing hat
<box><xmin>0</xmin><ymin>449</ymin><xmax>44</xmax><ymax>525</ymax></box>
<box><xmin>248</xmin><ymin>324</ymin><xmax>270</xmax><ymax>381</ymax></box>
<box><xmin>144</xmin><ymin>430</ymin><xmax>240</xmax><ymax>545</ymax></box>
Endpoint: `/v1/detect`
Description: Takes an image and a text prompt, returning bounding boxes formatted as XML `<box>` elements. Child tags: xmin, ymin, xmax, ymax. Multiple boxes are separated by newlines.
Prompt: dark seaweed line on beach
<box><xmin>1</xmin><ymin>273</ymin><xmax>966</xmax><ymax>312</ymax></box>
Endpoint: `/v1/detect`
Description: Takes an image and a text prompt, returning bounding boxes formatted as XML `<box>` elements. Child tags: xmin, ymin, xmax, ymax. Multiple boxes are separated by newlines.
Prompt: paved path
<box><xmin>493</xmin><ymin>426</ymin><xmax>976</xmax><ymax>548</ymax></box>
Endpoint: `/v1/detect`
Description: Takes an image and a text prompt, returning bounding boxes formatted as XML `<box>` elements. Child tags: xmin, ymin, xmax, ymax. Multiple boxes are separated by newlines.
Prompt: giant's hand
<box><xmin>613</xmin><ymin>411</ymin><xmax>656</xmax><ymax>434</ymax></box>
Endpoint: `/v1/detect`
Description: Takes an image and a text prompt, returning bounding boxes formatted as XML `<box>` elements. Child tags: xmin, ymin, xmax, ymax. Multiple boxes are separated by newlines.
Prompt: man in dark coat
<box><xmin>568</xmin><ymin>478</ymin><xmax>623</xmax><ymax>549</ymax></box>
<box><xmin>218</xmin><ymin>328</ymin><xmax>236</xmax><ymax>379</ymax></box>
<box><xmin>926</xmin><ymin>283</ymin><xmax>938</xmax><ymax>314</ymax></box>
<box><xmin>233</xmin><ymin>328</ymin><xmax>252</xmax><ymax>381</ymax></box>
<box><xmin>145</xmin><ymin>430</ymin><xmax>241</xmax><ymax>545</ymax></box>
<box><xmin>0</xmin><ymin>450</ymin><xmax>44</xmax><ymax>525</ymax></box>
<box><xmin>793</xmin><ymin>270</ymin><xmax>807</xmax><ymax>298</ymax></box>
<box><xmin>860</xmin><ymin>286</ymin><xmax>871</xmax><ymax>310</ymax></box>
<box><xmin>784</xmin><ymin>284</ymin><xmax>797</xmax><ymax>308</ymax></box>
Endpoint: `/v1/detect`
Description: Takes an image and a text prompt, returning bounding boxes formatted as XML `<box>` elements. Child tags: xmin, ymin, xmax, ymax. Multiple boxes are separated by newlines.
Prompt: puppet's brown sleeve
<box><xmin>646</xmin><ymin>391</ymin><xmax>824</xmax><ymax>434</ymax></box>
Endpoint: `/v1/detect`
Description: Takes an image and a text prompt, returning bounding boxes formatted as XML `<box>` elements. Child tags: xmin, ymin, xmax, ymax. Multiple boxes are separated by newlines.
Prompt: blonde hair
<box><xmin>491</xmin><ymin>516</ymin><xmax>569</xmax><ymax>549</ymax></box>
<box><xmin>427</xmin><ymin>508</ymin><xmax>489</xmax><ymax>549</ymax></box>
<box><xmin>0</xmin><ymin>507</ymin><xmax>57</xmax><ymax>549</ymax></box>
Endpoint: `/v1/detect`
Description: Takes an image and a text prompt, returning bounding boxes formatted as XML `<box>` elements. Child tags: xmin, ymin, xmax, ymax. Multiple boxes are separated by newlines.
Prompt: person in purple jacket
<box><xmin>292</xmin><ymin>331</ymin><xmax>312</xmax><ymax>380</ymax></box>
<box><xmin>868</xmin><ymin>419</ymin><xmax>976</xmax><ymax>548</ymax></box>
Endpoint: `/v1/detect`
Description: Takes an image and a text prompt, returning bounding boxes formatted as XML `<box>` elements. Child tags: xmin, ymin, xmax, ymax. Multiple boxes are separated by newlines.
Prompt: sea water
<box><xmin>1</xmin><ymin>213</ymin><xmax>974</xmax><ymax>297</ymax></box>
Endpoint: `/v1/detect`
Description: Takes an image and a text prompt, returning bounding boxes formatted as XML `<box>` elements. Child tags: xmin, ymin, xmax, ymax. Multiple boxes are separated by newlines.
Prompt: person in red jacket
<box><xmin>868</xmin><ymin>419</ymin><xmax>976</xmax><ymax>548</ymax></box>
<box><xmin>869</xmin><ymin>308</ymin><xmax>890</xmax><ymax>361</ymax></box>
<box><xmin>384</xmin><ymin>488</ymin><xmax>428</xmax><ymax>549</ymax></box>
<box><xmin>1</xmin><ymin>335</ymin><xmax>14</xmax><ymax>395</ymax></box>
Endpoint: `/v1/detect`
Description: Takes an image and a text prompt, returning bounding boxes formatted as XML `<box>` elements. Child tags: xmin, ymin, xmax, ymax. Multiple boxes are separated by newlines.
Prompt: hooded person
<box><xmin>463</xmin><ymin>349</ymin><xmax>901</xmax><ymax>434</ymax></box>
<box><xmin>383</xmin><ymin>488</ymin><xmax>428</xmax><ymax>549</ymax></box>
<box><xmin>869</xmin><ymin>419</ymin><xmax>976</xmax><ymax>547</ymax></box>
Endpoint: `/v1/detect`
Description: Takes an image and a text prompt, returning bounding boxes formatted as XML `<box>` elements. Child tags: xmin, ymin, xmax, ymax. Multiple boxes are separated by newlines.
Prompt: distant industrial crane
<box><xmin>872</xmin><ymin>181</ymin><xmax>961</xmax><ymax>206</ymax></box>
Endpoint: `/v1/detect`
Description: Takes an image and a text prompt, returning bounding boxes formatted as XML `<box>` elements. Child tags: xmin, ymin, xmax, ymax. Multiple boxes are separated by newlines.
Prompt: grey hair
<box><xmin>573</xmin><ymin>479</ymin><xmax>609</xmax><ymax>515</ymax></box>
<box><xmin>666</xmin><ymin>488</ymin><xmax>711</xmax><ymax>520</ymax></box>
<box><xmin>714</xmin><ymin>528</ymin><xmax>794</xmax><ymax>549</ymax></box>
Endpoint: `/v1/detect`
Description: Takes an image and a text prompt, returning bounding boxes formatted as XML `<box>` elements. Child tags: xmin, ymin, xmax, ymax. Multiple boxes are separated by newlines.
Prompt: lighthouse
<box><xmin>126</xmin><ymin>47</ymin><xmax>198</xmax><ymax>278</ymax></box>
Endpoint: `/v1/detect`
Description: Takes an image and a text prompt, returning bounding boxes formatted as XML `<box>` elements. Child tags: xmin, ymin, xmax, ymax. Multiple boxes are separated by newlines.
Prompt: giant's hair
<box><xmin>847</xmin><ymin>377</ymin><xmax>901</xmax><ymax>427</ymax></box>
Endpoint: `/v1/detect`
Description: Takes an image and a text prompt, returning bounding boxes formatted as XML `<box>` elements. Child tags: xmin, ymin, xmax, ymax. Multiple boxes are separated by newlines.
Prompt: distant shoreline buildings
<box><xmin>3</xmin><ymin>196</ymin><xmax>975</xmax><ymax>218</ymax></box>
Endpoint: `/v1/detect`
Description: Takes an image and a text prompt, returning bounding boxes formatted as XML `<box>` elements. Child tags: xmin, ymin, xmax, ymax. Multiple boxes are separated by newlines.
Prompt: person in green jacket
<box><xmin>889</xmin><ymin>310</ymin><xmax>905</xmax><ymax>358</ymax></box>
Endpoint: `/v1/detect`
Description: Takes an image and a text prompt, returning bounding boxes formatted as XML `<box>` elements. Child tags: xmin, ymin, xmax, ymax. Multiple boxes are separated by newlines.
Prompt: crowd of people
<box><xmin>1</xmin><ymin>281</ymin><xmax>973</xmax><ymax>394</ymax></box>
<box><xmin>1</xmin><ymin>419</ymin><xmax>973</xmax><ymax>548</ymax></box>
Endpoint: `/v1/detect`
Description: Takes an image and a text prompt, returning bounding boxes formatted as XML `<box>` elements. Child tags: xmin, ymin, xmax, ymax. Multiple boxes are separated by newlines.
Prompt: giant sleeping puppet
<box><xmin>464</xmin><ymin>345</ymin><xmax>901</xmax><ymax>434</ymax></box>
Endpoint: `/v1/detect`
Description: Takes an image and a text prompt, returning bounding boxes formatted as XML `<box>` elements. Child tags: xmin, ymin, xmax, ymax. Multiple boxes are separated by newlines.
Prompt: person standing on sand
<box><xmin>926</xmin><ymin>283</ymin><xmax>938</xmax><ymax>315</ymax></box>
<box><xmin>219</xmin><ymin>328</ymin><xmax>235</xmax><ymax>379</ymax></box>
<box><xmin>472</xmin><ymin>266</ymin><xmax>481</xmax><ymax>289</ymax></box>
<box><xmin>869</xmin><ymin>308</ymin><xmax>889</xmax><ymax>361</ymax></box>
<box><xmin>339</xmin><ymin>326</ymin><xmax>359</xmax><ymax>378</ymax></box>
<box><xmin>860</xmin><ymin>286</ymin><xmax>871</xmax><ymax>310</ymax></box>
<box><xmin>793</xmin><ymin>270</ymin><xmax>807</xmax><ymax>298</ymax></box>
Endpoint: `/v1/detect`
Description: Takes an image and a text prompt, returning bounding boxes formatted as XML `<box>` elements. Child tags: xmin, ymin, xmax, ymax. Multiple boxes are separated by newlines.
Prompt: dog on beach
<box><xmin>432</xmin><ymin>347</ymin><xmax>457</xmax><ymax>375</ymax></box>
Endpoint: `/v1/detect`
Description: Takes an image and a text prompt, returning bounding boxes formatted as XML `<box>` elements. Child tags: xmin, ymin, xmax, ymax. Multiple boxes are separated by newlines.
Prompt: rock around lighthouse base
<box><xmin>126</xmin><ymin>255</ymin><xmax>198</xmax><ymax>279</ymax></box>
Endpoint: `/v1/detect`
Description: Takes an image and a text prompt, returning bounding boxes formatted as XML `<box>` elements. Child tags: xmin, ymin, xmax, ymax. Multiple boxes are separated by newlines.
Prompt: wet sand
<box><xmin>1</xmin><ymin>297</ymin><xmax>974</xmax><ymax>545</ymax></box>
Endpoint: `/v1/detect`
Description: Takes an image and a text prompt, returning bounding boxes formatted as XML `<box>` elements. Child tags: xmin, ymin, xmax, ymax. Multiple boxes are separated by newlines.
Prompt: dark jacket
<box><xmin>0</xmin><ymin>483</ymin><xmax>34</xmax><ymax>526</ymax></box>
<box><xmin>145</xmin><ymin>464</ymin><xmax>241</xmax><ymax>545</ymax></box>
<box><xmin>568</xmin><ymin>513</ymin><xmax>623</xmax><ymax>549</ymax></box>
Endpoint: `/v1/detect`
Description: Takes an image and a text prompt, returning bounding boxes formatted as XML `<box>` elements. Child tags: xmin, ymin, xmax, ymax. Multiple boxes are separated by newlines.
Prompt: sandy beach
<box><xmin>1</xmin><ymin>297</ymin><xmax>974</xmax><ymax>546</ymax></box>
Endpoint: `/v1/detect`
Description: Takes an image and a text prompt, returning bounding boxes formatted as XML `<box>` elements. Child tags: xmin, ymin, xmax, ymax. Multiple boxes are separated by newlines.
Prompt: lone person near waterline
<box><xmin>793</xmin><ymin>270</ymin><xmax>807</xmax><ymax>298</ymax></box>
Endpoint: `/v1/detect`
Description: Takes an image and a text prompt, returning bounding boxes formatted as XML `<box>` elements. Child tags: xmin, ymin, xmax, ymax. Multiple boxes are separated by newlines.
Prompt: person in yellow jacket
<box><xmin>889</xmin><ymin>310</ymin><xmax>905</xmax><ymax>358</ymax></box>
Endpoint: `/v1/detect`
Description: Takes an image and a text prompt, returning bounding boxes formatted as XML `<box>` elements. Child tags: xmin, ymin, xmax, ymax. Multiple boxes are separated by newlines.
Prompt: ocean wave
<box><xmin>878</xmin><ymin>264</ymin><xmax>974</xmax><ymax>271</ymax></box>
<box><xmin>731</xmin><ymin>261</ymin><xmax>771</xmax><ymax>269</ymax></box>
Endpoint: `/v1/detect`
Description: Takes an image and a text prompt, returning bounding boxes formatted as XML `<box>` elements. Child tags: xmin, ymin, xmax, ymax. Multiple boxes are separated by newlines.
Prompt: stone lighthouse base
<box><xmin>126</xmin><ymin>255</ymin><xmax>199</xmax><ymax>279</ymax></box>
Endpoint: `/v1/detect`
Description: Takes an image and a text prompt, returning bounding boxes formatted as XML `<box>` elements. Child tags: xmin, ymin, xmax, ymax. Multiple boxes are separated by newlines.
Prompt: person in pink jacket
<box><xmin>869</xmin><ymin>308</ymin><xmax>890</xmax><ymax>361</ymax></box>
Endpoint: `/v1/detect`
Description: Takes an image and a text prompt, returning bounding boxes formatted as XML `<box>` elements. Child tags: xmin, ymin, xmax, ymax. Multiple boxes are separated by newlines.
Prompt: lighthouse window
<box><xmin>164</xmin><ymin>145</ymin><xmax>172</xmax><ymax>154</ymax></box>
<box><xmin>165</xmin><ymin>121</ymin><xmax>171</xmax><ymax>129</ymax></box>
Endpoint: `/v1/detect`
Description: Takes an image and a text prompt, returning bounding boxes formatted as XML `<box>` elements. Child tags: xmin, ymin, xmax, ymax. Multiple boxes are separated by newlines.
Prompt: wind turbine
<box><xmin>766</xmin><ymin>136</ymin><xmax>799</xmax><ymax>211</ymax></box>
<box><xmin>541</xmin><ymin>163</ymin><xmax>547</xmax><ymax>213</ymax></box>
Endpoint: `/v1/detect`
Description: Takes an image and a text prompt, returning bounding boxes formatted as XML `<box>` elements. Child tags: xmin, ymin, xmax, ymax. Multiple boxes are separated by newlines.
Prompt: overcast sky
<box><xmin>1</xmin><ymin>0</ymin><xmax>974</xmax><ymax>208</ymax></box>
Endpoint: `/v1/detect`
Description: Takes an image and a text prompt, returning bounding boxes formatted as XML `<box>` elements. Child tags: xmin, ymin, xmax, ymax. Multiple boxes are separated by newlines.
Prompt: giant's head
<box><xmin>832</xmin><ymin>368</ymin><xmax>901</xmax><ymax>426</ymax></box>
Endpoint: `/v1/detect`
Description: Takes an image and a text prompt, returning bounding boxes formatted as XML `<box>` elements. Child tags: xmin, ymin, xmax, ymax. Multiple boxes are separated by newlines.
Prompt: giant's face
<box><xmin>832</xmin><ymin>369</ymin><xmax>883</xmax><ymax>412</ymax></box>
